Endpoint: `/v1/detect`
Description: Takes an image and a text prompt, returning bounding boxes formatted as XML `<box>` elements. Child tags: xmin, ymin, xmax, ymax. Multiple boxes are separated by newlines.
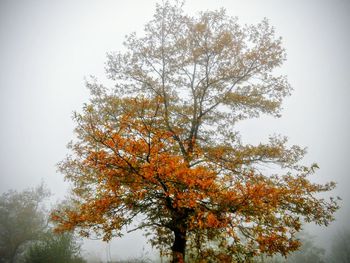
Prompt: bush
<box><xmin>24</xmin><ymin>231</ymin><xmax>86</xmax><ymax>263</ymax></box>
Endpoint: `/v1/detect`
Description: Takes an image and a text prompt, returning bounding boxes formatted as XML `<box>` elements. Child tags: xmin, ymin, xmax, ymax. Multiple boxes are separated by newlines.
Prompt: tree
<box><xmin>0</xmin><ymin>184</ymin><xmax>50</xmax><ymax>263</ymax></box>
<box><xmin>24</xmin><ymin>231</ymin><xmax>86</xmax><ymax>263</ymax></box>
<box><xmin>51</xmin><ymin>1</ymin><xmax>339</xmax><ymax>262</ymax></box>
<box><xmin>284</xmin><ymin>233</ymin><xmax>325</xmax><ymax>263</ymax></box>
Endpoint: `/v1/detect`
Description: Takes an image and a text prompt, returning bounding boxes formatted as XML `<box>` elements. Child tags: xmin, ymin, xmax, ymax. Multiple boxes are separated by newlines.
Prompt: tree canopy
<box><xmin>0</xmin><ymin>184</ymin><xmax>50</xmax><ymax>263</ymax></box>
<box><xmin>51</xmin><ymin>1</ymin><xmax>339</xmax><ymax>262</ymax></box>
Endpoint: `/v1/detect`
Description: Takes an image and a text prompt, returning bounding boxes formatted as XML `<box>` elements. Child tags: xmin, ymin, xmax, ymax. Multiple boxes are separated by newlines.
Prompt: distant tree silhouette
<box><xmin>24</xmin><ymin>231</ymin><xmax>86</xmax><ymax>263</ymax></box>
<box><xmin>0</xmin><ymin>184</ymin><xmax>49</xmax><ymax>263</ymax></box>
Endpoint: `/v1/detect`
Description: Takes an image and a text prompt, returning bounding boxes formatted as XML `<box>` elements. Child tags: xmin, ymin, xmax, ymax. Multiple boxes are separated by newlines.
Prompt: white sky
<box><xmin>0</xmin><ymin>0</ymin><xmax>349</xmax><ymax>261</ymax></box>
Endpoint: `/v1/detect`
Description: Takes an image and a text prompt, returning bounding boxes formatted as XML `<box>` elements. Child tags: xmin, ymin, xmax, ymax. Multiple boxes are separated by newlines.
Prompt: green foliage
<box><xmin>24</xmin><ymin>231</ymin><xmax>86</xmax><ymax>263</ymax></box>
<box><xmin>0</xmin><ymin>184</ymin><xmax>50</xmax><ymax>263</ymax></box>
<box><xmin>0</xmin><ymin>184</ymin><xmax>86</xmax><ymax>263</ymax></box>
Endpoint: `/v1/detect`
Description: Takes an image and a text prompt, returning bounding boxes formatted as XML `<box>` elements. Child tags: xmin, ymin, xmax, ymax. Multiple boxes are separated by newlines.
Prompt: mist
<box><xmin>0</xmin><ymin>0</ymin><xmax>349</xmax><ymax>262</ymax></box>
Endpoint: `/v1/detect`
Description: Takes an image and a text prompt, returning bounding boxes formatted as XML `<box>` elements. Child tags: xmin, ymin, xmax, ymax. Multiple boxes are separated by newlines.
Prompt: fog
<box><xmin>0</xmin><ymin>0</ymin><xmax>349</xmax><ymax>261</ymax></box>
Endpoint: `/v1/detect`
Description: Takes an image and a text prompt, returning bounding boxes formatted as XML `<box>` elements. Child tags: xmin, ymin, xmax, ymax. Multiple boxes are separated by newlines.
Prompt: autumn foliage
<box><xmin>51</xmin><ymin>2</ymin><xmax>339</xmax><ymax>262</ymax></box>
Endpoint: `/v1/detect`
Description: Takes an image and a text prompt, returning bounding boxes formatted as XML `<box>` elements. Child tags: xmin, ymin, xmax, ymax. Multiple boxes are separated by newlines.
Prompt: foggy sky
<box><xmin>0</xmin><ymin>0</ymin><xmax>349</xmax><ymax>261</ymax></box>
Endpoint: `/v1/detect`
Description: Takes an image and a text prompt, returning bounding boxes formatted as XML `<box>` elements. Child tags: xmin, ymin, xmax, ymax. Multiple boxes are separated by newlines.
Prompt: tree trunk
<box><xmin>171</xmin><ymin>228</ymin><xmax>187</xmax><ymax>263</ymax></box>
